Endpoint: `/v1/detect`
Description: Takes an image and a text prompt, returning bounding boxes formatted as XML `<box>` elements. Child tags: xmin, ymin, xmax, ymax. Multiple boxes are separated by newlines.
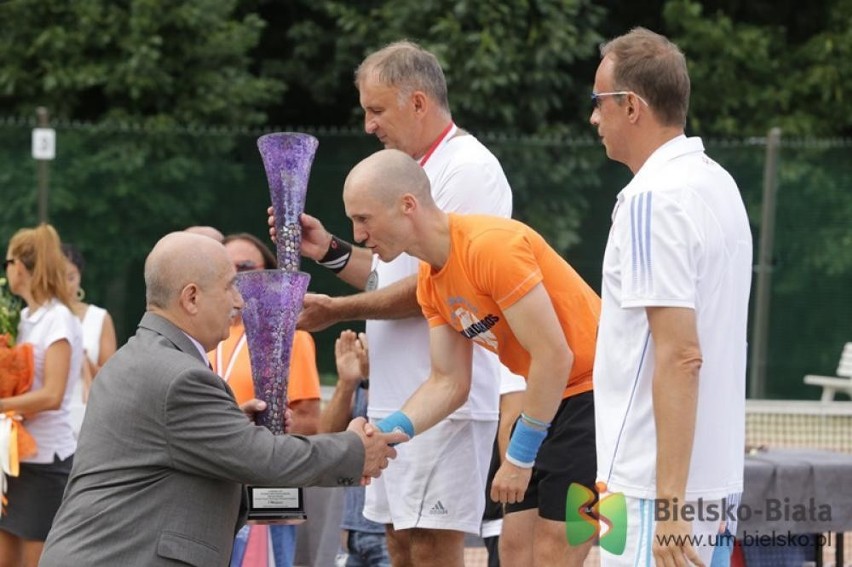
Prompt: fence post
<box><xmin>749</xmin><ymin>127</ymin><xmax>782</xmax><ymax>398</ymax></box>
<box><xmin>34</xmin><ymin>107</ymin><xmax>53</xmax><ymax>223</ymax></box>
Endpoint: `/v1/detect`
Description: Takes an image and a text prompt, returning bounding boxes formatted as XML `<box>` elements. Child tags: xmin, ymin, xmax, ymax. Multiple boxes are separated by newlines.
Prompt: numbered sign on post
<box><xmin>32</xmin><ymin>128</ymin><xmax>56</xmax><ymax>160</ymax></box>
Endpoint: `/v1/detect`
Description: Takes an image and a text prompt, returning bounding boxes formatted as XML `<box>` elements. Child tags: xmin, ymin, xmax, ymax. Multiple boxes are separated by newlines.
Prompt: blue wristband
<box><xmin>376</xmin><ymin>411</ymin><xmax>415</xmax><ymax>440</ymax></box>
<box><xmin>506</xmin><ymin>418</ymin><xmax>549</xmax><ymax>468</ymax></box>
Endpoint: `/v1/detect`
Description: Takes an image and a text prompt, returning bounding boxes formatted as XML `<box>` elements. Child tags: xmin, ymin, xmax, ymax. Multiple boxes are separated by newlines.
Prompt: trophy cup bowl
<box><xmin>257</xmin><ymin>133</ymin><xmax>319</xmax><ymax>272</ymax></box>
<box><xmin>235</xmin><ymin>269</ymin><xmax>311</xmax><ymax>435</ymax></box>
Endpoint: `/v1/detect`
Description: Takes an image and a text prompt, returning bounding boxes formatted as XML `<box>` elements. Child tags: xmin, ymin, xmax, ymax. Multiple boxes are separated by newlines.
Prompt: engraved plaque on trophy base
<box><xmin>246</xmin><ymin>486</ymin><xmax>307</xmax><ymax>524</ymax></box>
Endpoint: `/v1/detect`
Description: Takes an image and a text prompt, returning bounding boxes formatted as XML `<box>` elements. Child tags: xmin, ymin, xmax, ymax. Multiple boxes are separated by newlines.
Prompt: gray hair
<box><xmin>355</xmin><ymin>40</ymin><xmax>450</xmax><ymax>113</ymax></box>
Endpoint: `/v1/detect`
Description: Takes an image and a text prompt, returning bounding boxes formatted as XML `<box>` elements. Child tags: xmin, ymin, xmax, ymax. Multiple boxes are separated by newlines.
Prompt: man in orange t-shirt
<box><xmin>342</xmin><ymin>149</ymin><xmax>601</xmax><ymax>567</ymax></box>
<box><xmin>416</xmin><ymin>218</ymin><xmax>598</xmax><ymax>400</ymax></box>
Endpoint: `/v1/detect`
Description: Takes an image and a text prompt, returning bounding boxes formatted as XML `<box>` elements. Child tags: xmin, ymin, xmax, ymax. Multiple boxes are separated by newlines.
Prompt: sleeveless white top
<box><xmin>68</xmin><ymin>304</ymin><xmax>108</xmax><ymax>438</ymax></box>
<box><xmin>81</xmin><ymin>305</ymin><xmax>107</xmax><ymax>365</ymax></box>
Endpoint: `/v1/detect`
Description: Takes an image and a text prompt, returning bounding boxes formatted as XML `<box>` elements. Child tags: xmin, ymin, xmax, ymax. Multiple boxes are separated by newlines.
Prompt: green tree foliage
<box><xmin>787</xmin><ymin>0</ymin><xmax>852</xmax><ymax>135</ymax></box>
<box><xmin>0</xmin><ymin>0</ymin><xmax>281</xmax><ymax>126</ymax></box>
<box><xmin>279</xmin><ymin>0</ymin><xmax>605</xmax><ymax>134</ymax></box>
<box><xmin>663</xmin><ymin>0</ymin><xmax>852</xmax><ymax>137</ymax></box>
<box><xmin>0</xmin><ymin>0</ymin><xmax>282</xmax><ymax>334</ymax></box>
<box><xmin>662</xmin><ymin>0</ymin><xmax>786</xmax><ymax>136</ymax></box>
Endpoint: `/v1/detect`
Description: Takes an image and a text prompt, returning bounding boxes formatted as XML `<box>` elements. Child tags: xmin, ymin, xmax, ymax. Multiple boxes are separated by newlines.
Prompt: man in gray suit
<box><xmin>40</xmin><ymin>232</ymin><xmax>405</xmax><ymax>567</ymax></box>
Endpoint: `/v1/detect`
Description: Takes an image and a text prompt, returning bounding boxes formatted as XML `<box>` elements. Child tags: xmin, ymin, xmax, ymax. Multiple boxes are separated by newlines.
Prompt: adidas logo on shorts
<box><xmin>429</xmin><ymin>500</ymin><xmax>448</xmax><ymax>516</ymax></box>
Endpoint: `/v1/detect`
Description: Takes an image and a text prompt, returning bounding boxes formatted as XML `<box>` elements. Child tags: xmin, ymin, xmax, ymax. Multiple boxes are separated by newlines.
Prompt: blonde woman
<box><xmin>0</xmin><ymin>224</ymin><xmax>83</xmax><ymax>567</ymax></box>
<box><xmin>62</xmin><ymin>244</ymin><xmax>117</xmax><ymax>437</ymax></box>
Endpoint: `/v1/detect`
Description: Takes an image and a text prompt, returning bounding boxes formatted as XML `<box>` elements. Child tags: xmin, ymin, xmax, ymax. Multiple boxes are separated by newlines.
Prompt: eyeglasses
<box><xmin>234</xmin><ymin>260</ymin><xmax>260</xmax><ymax>272</ymax></box>
<box><xmin>3</xmin><ymin>259</ymin><xmax>15</xmax><ymax>270</ymax></box>
<box><xmin>591</xmin><ymin>91</ymin><xmax>649</xmax><ymax>110</ymax></box>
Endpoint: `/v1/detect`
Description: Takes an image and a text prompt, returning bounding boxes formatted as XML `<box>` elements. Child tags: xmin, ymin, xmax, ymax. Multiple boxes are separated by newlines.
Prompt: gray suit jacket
<box><xmin>40</xmin><ymin>312</ymin><xmax>364</xmax><ymax>567</ymax></box>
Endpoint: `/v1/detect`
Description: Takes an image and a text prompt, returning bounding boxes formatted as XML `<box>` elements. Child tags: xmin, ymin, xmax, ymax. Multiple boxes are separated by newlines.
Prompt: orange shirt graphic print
<box><xmin>452</xmin><ymin>306</ymin><xmax>499</xmax><ymax>349</ymax></box>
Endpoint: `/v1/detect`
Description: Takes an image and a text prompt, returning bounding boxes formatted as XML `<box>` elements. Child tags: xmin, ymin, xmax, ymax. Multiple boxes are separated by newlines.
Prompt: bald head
<box><xmin>342</xmin><ymin>149</ymin><xmax>451</xmax><ymax>265</ymax></box>
<box><xmin>344</xmin><ymin>149</ymin><xmax>433</xmax><ymax>207</ymax></box>
<box><xmin>184</xmin><ymin>225</ymin><xmax>225</xmax><ymax>243</ymax></box>
<box><xmin>145</xmin><ymin>232</ymin><xmax>228</xmax><ymax>309</ymax></box>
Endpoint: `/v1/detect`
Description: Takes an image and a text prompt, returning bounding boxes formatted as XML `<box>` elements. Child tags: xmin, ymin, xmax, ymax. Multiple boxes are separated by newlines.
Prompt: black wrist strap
<box><xmin>317</xmin><ymin>235</ymin><xmax>352</xmax><ymax>274</ymax></box>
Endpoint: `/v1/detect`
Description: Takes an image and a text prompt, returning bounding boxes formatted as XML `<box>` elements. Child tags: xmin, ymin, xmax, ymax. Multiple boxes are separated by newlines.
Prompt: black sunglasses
<box><xmin>591</xmin><ymin>91</ymin><xmax>649</xmax><ymax>110</ymax></box>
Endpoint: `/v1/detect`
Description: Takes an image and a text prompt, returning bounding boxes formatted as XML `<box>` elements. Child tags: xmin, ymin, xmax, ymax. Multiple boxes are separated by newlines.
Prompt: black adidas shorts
<box><xmin>505</xmin><ymin>390</ymin><xmax>597</xmax><ymax>521</ymax></box>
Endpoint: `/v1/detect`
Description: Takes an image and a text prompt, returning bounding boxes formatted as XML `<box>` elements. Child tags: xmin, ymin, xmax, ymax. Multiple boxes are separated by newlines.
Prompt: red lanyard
<box><xmin>418</xmin><ymin>122</ymin><xmax>456</xmax><ymax>167</ymax></box>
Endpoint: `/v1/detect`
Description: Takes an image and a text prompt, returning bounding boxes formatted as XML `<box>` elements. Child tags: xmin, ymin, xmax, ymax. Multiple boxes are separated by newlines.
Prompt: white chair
<box><xmin>804</xmin><ymin>342</ymin><xmax>852</xmax><ymax>402</ymax></box>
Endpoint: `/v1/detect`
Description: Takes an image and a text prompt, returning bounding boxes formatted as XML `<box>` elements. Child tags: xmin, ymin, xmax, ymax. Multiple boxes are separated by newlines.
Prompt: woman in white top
<box><xmin>1</xmin><ymin>224</ymin><xmax>84</xmax><ymax>567</ymax></box>
<box><xmin>62</xmin><ymin>244</ymin><xmax>117</xmax><ymax>437</ymax></box>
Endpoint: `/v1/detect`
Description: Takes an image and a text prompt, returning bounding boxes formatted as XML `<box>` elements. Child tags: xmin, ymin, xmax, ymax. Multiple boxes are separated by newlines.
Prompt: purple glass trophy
<box><xmin>236</xmin><ymin>132</ymin><xmax>317</xmax><ymax>523</ymax></box>
<box><xmin>259</xmin><ymin>133</ymin><xmax>319</xmax><ymax>272</ymax></box>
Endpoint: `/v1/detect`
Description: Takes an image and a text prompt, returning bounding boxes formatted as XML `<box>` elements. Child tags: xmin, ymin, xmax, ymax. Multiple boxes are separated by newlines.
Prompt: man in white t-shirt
<box><xmin>287</xmin><ymin>41</ymin><xmax>512</xmax><ymax>567</ymax></box>
<box><xmin>590</xmin><ymin>28</ymin><xmax>752</xmax><ymax>567</ymax></box>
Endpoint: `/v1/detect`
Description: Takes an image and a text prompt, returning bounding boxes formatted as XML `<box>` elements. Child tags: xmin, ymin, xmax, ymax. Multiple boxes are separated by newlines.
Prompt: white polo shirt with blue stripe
<box><xmin>594</xmin><ymin>135</ymin><xmax>753</xmax><ymax>501</ymax></box>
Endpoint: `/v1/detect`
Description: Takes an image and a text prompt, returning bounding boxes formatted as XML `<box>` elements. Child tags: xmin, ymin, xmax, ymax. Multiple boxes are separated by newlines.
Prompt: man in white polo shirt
<box><xmin>287</xmin><ymin>41</ymin><xmax>512</xmax><ymax>567</ymax></box>
<box><xmin>589</xmin><ymin>28</ymin><xmax>752</xmax><ymax>567</ymax></box>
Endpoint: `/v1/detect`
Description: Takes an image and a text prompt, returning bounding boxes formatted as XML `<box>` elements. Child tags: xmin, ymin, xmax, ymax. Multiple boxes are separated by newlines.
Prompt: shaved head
<box><xmin>145</xmin><ymin>232</ymin><xmax>228</xmax><ymax>309</ymax></box>
<box><xmin>344</xmin><ymin>149</ymin><xmax>433</xmax><ymax>207</ymax></box>
<box><xmin>342</xmin><ymin>149</ymin><xmax>449</xmax><ymax>265</ymax></box>
<box><xmin>184</xmin><ymin>225</ymin><xmax>225</xmax><ymax>243</ymax></box>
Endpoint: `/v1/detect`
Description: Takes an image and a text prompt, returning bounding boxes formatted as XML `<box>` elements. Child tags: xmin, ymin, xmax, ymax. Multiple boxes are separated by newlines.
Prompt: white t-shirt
<box><xmin>18</xmin><ymin>298</ymin><xmax>84</xmax><ymax>463</ymax></box>
<box><xmin>594</xmin><ymin>136</ymin><xmax>752</xmax><ymax>500</ymax></box>
<box><xmin>499</xmin><ymin>366</ymin><xmax>527</xmax><ymax>396</ymax></box>
<box><xmin>367</xmin><ymin>127</ymin><xmax>513</xmax><ymax>421</ymax></box>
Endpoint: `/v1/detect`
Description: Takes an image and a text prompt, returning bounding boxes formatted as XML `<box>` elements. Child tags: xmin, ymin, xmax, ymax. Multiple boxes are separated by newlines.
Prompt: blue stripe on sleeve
<box><xmin>644</xmin><ymin>192</ymin><xmax>653</xmax><ymax>293</ymax></box>
<box><xmin>630</xmin><ymin>195</ymin><xmax>639</xmax><ymax>291</ymax></box>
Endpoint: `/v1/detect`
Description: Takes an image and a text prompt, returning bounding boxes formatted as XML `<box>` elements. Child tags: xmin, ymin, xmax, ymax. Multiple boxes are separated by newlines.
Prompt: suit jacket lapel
<box><xmin>138</xmin><ymin>312</ymin><xmax>240</xmax><ymax>405</ymax></box>
<box><xmin>138</xmin><ymin>312</ymin><xmax>209</xmax><ymax>367</ymax></box>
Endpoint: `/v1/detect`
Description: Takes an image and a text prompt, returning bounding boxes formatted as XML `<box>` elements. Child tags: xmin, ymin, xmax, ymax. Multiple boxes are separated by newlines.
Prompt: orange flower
<box><xmin>0</xmin><ymin>340</ymin><xmax>33</xmax><ymax>399</ymax></box>
<box><xmin>1</xmin><ymin>339</ymin><xmax>36</xmax><ymax>459</ymax></box>
<box><xmin>0</xmin><ymin>340</ymin><xmax>36</xmax><ymax>513</ymax></box>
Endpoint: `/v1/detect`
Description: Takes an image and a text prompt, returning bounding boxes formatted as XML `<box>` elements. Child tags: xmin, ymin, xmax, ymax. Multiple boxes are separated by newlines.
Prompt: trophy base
<box><xmin>246</xmin><ymin>486</ymin><xmax>307</xmax><ymax>525</ymax></box>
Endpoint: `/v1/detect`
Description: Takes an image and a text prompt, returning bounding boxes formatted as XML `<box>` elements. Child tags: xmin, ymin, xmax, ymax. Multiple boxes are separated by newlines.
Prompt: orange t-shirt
<box><xmin>417</xmin><ymin>214</ymin><xmax>600</xmax><ymax>399</ymax></box>
<box><xmin>210</xmin><ymin>321</ymin><xmax>321</xmax><ymax>406</ymax></box>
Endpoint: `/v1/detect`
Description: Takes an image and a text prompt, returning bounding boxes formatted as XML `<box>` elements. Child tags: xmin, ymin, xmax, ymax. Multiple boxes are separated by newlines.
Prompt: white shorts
<box><xmin>600</xmin><ymin>496</ymin><xmax>734</xmax><ymax>567</ymax></box>
<box><xmin>363</xmin><ymin>418</ymin><xmax>497</xmax><ymax>534</ymax></box>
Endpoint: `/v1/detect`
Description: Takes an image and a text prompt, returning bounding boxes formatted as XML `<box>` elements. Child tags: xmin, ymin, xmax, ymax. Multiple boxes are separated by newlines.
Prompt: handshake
<box><xmin>346</xmin><ymin>417</ymin><xmax>409</xmax><ymax>483</ymax></box>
